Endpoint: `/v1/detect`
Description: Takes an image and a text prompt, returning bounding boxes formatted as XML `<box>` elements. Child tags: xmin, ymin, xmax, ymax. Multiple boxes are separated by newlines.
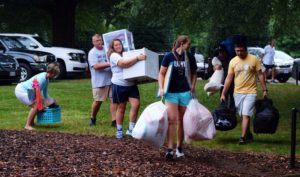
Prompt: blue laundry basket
<box><xmin>37</xmin><ymin>107</ymin><xmax>61</xmax><ymax>124</ymax></box>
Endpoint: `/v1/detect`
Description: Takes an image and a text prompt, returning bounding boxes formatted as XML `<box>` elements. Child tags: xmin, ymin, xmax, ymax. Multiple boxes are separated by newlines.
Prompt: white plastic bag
<box><xmin>183</xmin><ymin>99</ymin><xmax>216</xmax><ymax>142</ymax></box>
<box><xmin>132</xmin><ymin>101</ymin><xmax>168</xmax><ymax>147</ymax></box>
<box><xmin>204</xmin><ymin>57</ymin><xmax>224</xmax><ymax>96</ymax></box>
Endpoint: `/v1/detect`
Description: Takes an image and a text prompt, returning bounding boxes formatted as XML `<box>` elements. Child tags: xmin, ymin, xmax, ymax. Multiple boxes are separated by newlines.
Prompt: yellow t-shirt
<box><xmin>228</xmin><ymin>54</ymin><xmax>261</xmax><ymax>94</ymax></box>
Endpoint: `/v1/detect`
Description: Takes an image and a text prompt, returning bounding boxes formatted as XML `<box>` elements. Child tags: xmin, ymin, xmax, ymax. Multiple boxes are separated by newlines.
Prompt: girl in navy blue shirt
<box><xmin>158</xmin><ymin>35</ymin><xmax>197</xmax><ymax>159</ymax></box>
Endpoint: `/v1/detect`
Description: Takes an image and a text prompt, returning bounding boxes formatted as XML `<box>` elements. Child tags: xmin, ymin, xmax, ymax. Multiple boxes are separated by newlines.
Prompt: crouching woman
<box><xmin>15</xmin><ymin>63</ymin><xmax>60</xmax><ymax>130</ymax></box>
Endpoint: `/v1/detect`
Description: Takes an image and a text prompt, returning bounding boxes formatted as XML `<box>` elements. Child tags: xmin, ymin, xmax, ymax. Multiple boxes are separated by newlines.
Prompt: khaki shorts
<box><xmin>92</xmin><ymin>86</ymin><xmax>112</xmax><ymax>101</ymax></box>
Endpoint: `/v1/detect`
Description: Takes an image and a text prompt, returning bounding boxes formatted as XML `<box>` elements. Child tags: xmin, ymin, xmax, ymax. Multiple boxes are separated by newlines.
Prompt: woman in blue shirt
<box><xmin>15</xmin><ymin>63</ymin><xmax>60</xmax><ymax>130</ymax></box>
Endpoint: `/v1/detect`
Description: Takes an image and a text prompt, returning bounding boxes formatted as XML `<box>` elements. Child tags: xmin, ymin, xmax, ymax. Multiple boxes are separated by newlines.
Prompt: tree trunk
<box><xmin>52</xmin><ymin>0</ymin><xmax>76</xmax><ymax>47</ymax></box>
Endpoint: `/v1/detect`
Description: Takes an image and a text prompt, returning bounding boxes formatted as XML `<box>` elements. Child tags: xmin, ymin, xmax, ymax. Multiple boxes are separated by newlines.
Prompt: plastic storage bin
<box><xmin>37</xmin><ymin>107</ymin><xmax>61</xmax><ymax>124</ymax></box>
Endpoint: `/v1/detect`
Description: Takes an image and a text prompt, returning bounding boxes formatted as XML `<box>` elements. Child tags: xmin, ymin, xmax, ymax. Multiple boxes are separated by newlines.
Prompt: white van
<box><xmin>0</xmin><ymin>33</ymin><xmax>88</xmax><ymax>78</ymax></box>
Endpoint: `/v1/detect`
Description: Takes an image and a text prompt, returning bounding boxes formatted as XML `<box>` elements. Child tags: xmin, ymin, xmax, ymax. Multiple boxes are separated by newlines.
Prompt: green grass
<box><xmin>1</xmin><ymin>78</ymin><xmax>299</xmax><ymax>155</ymax></box>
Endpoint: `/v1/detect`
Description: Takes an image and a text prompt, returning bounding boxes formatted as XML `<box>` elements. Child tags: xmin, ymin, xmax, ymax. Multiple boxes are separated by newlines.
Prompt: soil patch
<box><xmin>0</xmin><ymin>130</ymin><xmax>299</xmax><ymax>177</ymax></box>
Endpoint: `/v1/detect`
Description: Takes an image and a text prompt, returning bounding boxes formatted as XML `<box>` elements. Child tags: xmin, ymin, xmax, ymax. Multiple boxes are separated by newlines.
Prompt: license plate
<box><xmin>283</xmin><ymin>70</ymin><xmax>289</xmax><ymax>74</ymax></box>
<box><xmin>9</xmin><ymin>72</ymin><xmax>16</xmax><ymax>76</ymax></box>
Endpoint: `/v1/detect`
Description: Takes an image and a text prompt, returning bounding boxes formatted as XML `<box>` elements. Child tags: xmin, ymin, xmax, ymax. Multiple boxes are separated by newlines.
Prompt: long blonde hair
<box><xmin>172</xmin><ymin>35</ymin><xmax>190</xmax><ymax>52</ymax></box>
<box><xmin>107</xmin><ymin>39</ymin><xmax>124</xmax><ymax>58</ymax></box>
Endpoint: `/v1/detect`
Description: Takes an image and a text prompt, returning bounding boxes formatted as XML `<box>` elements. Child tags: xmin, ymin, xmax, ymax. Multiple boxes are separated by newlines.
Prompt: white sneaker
<box><xmin>116</xmin><ymin>129</ymin><xmax>123</xmax><ymax>139</ymax></box>
<box><xmin>126</xmin><ymin>129</ymin><xmax>132</xmax><ymax>136</ymax></box>
<box><xmin>176</xmin><ymin>148</ymin><xmax>184</xmax><ymax>158</ymax></box>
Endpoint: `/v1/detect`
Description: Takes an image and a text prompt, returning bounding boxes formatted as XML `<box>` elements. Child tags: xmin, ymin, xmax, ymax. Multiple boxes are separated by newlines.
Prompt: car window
<box><xmin>248</xmin><ymin>48</ymin><xmax>263</xmax><ymax>59</ymax></box>
<box><xmin>1</xmin><ymin>37</ymin><xmax>26</xmax><ymax>49</ymax></box>
<box><xmin>33</xmin><ymin>36</ymin><xmax>52</xmax><ymax>47</ymax></box>
<box><xmin>0</xmin><ymin>42</ymin><xmax>5</xmax><ymax>51</ymax></box>
<box><xmin>13</xmin><ymin>36</ymin><xmax>36</xmax><ymax>49</ymax></box>
<box><xmin>194</xmin><ymin>54</ymin><xmax>204</xmax><ymax>63</ymax></box>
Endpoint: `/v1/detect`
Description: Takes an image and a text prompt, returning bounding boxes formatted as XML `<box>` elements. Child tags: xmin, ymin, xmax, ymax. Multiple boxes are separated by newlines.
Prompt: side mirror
<box><xmin>29</xmin><ymin>43</ymin><xmax>38</xmax><ymax>49</ymax></box>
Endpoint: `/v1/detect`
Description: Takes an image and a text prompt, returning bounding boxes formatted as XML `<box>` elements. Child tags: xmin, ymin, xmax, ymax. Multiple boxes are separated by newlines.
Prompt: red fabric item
<box><xmin>32</xmin><ymin>78</ymin><xmax>43</xmax><ymax>111</ymax></box>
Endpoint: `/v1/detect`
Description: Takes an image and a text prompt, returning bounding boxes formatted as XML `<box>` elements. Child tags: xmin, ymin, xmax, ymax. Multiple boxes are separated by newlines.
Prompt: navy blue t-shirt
<box><xmin>161</xmin><ymin>52</ymin><xmax>197</xmax><ymax>93</ymax></box>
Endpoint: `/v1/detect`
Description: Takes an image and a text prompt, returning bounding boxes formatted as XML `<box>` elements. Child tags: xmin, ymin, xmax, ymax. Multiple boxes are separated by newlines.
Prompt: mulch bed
<box><xmin>0</xmin><ymin>129</ymin><xmax>299</xmax><ymax>177</ymax></box>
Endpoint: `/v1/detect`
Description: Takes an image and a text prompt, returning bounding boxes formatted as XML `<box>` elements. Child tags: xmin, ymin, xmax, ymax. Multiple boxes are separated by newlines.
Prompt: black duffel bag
<box><xmin>253</xmin><ymin>98</ymin><xmax>279</xmax><ymax>134</ymax></box>
<box><xmin>212</xmin><ymin>101</ymin><xmax>237</xmax><ymax>131</ymax></box>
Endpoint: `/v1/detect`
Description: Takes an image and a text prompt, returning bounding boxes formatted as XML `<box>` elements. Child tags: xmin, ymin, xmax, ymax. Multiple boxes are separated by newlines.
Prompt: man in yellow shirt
<box><xmin>221</xmin><ymin>42</ymin><xmax>267</xmax><ymax>144</ymax></box>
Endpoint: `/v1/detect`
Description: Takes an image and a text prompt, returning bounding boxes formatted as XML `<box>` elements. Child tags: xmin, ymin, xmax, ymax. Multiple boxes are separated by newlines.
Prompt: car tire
<box><xmin>19</xmin><ymin>63</ymin><xmax>32</xmax><ymax>82</ymax></box>
<box><xmin>57</xmin><ymin>60</ymin><xmax>66</xmax><ymax>79</ymax></box>
<box><xmin>276</xmin><ymin>74</ymin><xmax>290</xmax><ymax>83</ymax></box>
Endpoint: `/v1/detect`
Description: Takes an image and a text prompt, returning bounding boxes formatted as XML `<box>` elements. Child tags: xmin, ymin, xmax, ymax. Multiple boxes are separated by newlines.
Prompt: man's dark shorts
<box><xmin>112</xmin><ymin>83</ymin><xmax>140</xmax><ymax>103</ymax></box>
<box><xmin>264</xmin><ymin>64</ymin><xmax>275</xmax><ymax>70</ymax></box>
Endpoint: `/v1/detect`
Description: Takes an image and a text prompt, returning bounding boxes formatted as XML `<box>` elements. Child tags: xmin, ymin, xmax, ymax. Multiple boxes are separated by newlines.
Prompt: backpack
<box><xmin>212</xmin><ymin>101</ymin><xmax>237</xmax><ymax>131</ymax></box>
<box><xmin>221</xmin><ymin>35</ymin><xmax>247</xmax><ymax>59</ymax></box>
<box><xmin>253</xmin><ymin>98</ymin><xmax>279</xmax><ymax>134</ymax></box>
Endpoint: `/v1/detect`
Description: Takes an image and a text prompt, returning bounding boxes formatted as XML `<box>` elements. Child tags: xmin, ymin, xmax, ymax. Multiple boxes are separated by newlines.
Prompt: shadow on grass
<box><xmin>216</xmin><ymin>137</ymin><xmax>291</xmax><ymax>145</ymax></box>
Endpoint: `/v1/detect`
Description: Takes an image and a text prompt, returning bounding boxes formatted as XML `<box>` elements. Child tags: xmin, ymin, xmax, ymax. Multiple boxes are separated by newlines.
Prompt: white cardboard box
<box><xmin>103</xmin><ymin>29</ymin><xmax>135</xmax><ymax>53</ymax></box>
<box><xmin>123</xmin><ymin>48</ymin><xmax>159</xmax><ymax>83</ymax></box>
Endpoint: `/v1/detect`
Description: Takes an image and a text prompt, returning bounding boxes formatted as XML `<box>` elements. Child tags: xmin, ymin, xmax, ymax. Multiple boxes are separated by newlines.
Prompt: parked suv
<box><xmin>0</xmin><ymin>53</ymin><xmax>21</xmax><ymax>84</ymax></box>
<box><xmin>248</xmin><ymin>47</ymin><xmax>294</xmax><ymax>83</ymax></box>
<box><xmin>1</xmin><ymin>33</ymin><xmax>88</xmax><ymax>78</ymax></box>
<box><xmin>0</xmin><ymin>36</ymin><xmax>56</xmax><ymax>82</ymax></box>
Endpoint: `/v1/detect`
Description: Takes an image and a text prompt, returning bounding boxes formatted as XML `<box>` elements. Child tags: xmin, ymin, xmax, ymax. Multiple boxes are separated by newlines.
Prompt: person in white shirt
<box><xmin>107</xmin><ymin>38</ymin><xmax>146</xmax><ymax>139</ymax></box>
<box><xmin>88</xmin><ymin>34</ymin><xmax>117</xmax><ymax>127</ymax></box>
<box><xmin>262</xmin><ymin>38</ymin><xmax>276</xmax><ymax>83</ymax></box>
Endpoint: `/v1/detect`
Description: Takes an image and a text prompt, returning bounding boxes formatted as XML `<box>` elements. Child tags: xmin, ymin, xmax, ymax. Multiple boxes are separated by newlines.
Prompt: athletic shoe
<box><xmin>176</xmin><ymin>147</ymin><xmax>184</xmax><ymax>158</ymax></box>
<box><xmin>126</xmin><ymin>129</ymin><xmax>132</xmax><ymax>136</ymax></box>
<box><xmin>270</xmin><ymin>80</ymin><xmax>277</xmax><ymax>83</ymax></box>
<box><xmin>239</xmin><ymin>137</ymin><xmax>246</xmax><ymax>145</ymax></box>
<box><xmin>116</xmin><ymin>129</ymin><xmax>123</xmax><ymax>139</ymax></box>
<box><xmin>165</xmin><ymin>150</ymin><xmax>174</xmax><ymax>159</ymax></box>
<box><xmin>111</xmin><ymin>120</ymin><xmax>116</xmax><ymax>127</ymax></box>
<box><xmin>89</xmin><ymin>118</ymin><xmax>96</xmax><ymax>126</ymax></box>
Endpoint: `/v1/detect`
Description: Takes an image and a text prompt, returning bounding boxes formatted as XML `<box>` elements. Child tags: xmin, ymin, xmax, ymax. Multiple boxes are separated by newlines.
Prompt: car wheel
<box><xmin>276</xmin><ymin>75</ymin><xmax>290</xmax><ymax>83</ymax></box>
<box><xmin>19</xmin><ymin>63</ymin><xmax>32</xmax><ymax>82</ymax></box>
<box><xmin>57</xmin><ymin>60</ymin><xmax>66</xmax><ymax>79</ymax></box>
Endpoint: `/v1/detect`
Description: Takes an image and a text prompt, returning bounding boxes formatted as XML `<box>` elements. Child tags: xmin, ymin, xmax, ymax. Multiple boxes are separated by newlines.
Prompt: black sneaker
<box><xmin>89</xmin><ymin>118</ymin><xmax>96</xmax><ymax>126</ymax></box>
<box><xmin>246</xmin><ymin>132</ymin><xmax>253</xmax><ymax>141</ymax></box>
<box><xmin>165</xmin><ymin>149</ymin><xmax>174</xmax><ymax>159</ymax></box>
<box><xmin>111</xmin><ymin>120</ymin><xmax>116</xmax><ymax>127</ymax></box>
<box><xmin>239</xmin><ymin>137</ymin><xmax>246</xmax><ymax>145</ymax></box>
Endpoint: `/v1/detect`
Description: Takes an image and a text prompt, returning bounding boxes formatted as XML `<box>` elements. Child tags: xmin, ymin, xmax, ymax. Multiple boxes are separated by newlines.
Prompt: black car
<box><xmin>0</xmin><ymin>36</ymin><xmax>56</xmax><ymax>81</ymax></box>
<box><xmin>0</xmin><ymin>53</ymin><xmax>21</xmax><ymax>84</ymax></box>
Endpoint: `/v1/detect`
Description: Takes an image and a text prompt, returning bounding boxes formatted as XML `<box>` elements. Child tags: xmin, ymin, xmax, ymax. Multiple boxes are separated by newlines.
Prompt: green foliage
<box><xmin>0</xmin><ymin>0</ymin><xmax>52</xmax><ymax>37</ymax></box>
<box><xmin>0</xmin><ymin>79</ymin><xmax>300</xmax><ymax>154</ymax></box>
<box><xmin>1</xmin><ymin>0</ymin><xmax>300</xmax><ymax>56</ymax></box>
<box><xmin>276</xmin><ymin>35</ymin><xmax>300</xmax><ymax>57</ymax></box>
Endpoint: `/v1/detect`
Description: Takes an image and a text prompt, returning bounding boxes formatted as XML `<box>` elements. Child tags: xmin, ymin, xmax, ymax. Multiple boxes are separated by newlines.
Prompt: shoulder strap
<box><xmin>184</xmin><ymin>52</ymin><xmax>192</xmax><ymax>88</ymax></box>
